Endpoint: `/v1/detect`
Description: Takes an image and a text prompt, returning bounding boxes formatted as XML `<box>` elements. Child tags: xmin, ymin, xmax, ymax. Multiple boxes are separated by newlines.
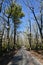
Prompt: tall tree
<box><xmin>23</xmin><ymin>0</ymin><xmax>43</xmax><ymax>44</ymax></box>
<box><xmin>6</xmin><ymin>2</ymin><xmax>24</xmax><ymax>47</ymax></box>
<box><xmin>0</xmin><ymin>18</ymin><xmax>6</xmax><ymax>55</ymax></box>
<box><xmin>0</xmin><ymin>0</ymin><xmax>4</xmax><ymax>12</ymax></box>
<box><xmin>33</xmin><ymin>23</ymin><xmax>39</xmax><ymax>50</ymax></box>
<box><xmin>29</xmin><ymin>20</ymin><xmax>31</xmax><ymax>50</ymax></box>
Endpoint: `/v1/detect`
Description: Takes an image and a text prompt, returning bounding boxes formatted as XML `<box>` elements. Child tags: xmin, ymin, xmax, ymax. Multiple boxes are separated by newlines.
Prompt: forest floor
<box><xmin>0</xmin><ymin>47</ymin><xmax>43</xmax><ymax>65</ymax></box>
<box><xmin>5</xmin><ymin>46</ymin><xmax>43</xmax><ymax>65</ymax></box>
<box><xmin>0</xmin><ymin>49</ymin><xmax>18</xmax><ymax>65</ymax></box>
<box><xmin>30</xmin><ymin>50</ymin><xmax>43</xmax><ymax>64</ymax></box>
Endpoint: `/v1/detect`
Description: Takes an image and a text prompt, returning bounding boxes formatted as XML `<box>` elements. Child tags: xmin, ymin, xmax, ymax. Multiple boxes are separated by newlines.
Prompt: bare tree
<box><xmin>33</xmin><ymin>23</ymin><xmax>39</xmax><ymax>50</ymax></box>
<box><xmin>23</xmin><ymin>0</ymin><xmax>43</xmax><ymax>44</ymax></box>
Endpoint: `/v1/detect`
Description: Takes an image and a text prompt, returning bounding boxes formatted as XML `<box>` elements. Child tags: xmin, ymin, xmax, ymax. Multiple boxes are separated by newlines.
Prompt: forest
<box><xmin>0</xmin><ymin>0</ymin><xmax>43</xmax><ymax>65</ymax></box>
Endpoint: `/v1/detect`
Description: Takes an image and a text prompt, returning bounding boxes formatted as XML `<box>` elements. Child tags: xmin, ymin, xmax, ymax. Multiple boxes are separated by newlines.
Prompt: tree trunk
<box><xmin>29</xmin><ymin>33</ymin><xmax>31</xmax><ymax>50</ymax></box>
<box><xmin>40</xmin><ymin>9</ymin><xmax>43</xmax><ymax>44</ymax></box>
<box><xmin>32</xmin><ymin>10</ymin><xmax>43</xmax><ymax>44</ymax></box>
<box><xmin>29</xmin><ymin>20</ymin><xmax>31</xmax><ymax>50</ymax></box>
<box><xmin>0</xmin><ymin>29</ymin><xmax>4</xmax><ymax>55</ymax></box>
<box><xmin>7</xmin><ymin>17</ymin><xmax>10</xmax><ymax>51</ymax></box>
<box><xmin>0</xmin><ymin>37</ymin><xmax>2</xmax><ymax>55</ymax></box>
<box><xmin>35</xmin><ymin>34</ymin><xmax>38</xmax><ymax>50</ymax></box>
<box><xmin>14</xmin><ymin>23</ymin><xmax>16</xmax><ymax>45</ymax></box>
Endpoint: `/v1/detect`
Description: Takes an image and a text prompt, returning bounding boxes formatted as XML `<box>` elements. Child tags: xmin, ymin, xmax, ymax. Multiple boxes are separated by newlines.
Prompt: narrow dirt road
<box><xmin>7</xmin><ymin>46</ymin><xmax>43</xmax><ymax>65</ymax></box>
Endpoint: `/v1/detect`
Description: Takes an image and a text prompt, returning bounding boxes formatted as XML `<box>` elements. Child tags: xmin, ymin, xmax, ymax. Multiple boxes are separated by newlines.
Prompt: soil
<box><xmin>30</xmin><ymin>50</ymin><xmax>43</xmax><ymax>64</ymax></box>
<box><xmin>0</xmin><ymin>50</ymin><xmax>18</xmax><ymax>65</ymax></box>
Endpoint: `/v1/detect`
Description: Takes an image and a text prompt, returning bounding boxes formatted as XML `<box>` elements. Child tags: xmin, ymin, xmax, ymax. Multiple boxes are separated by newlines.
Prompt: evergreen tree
<box><xmin>6</xmin><ymin>2</ymin><xmax>24</xmax><ymax>47</ymax></box>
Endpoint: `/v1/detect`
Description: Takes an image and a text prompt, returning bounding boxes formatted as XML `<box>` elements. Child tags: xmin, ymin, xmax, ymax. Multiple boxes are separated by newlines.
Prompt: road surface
<box><xmin>7</xmin><ymin>46</ymin><xmax>43</xmax><ymax>65</ymax></box>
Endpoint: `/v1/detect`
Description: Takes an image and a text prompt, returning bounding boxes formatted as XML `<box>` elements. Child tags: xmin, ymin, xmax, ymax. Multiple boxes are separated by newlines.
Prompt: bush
<box><xmin>31</xmin><ymin>44</ymin><xmax>36</xmax><ymax>50</ymax></box>
<box><xmin>2</xmin><ymin>43</ymin><xmax>7</xmax><ymax>52</ymax></box>
<box><xmin>16</xmin><ymin>43</ymin><xmax>22</xmax><ymax>49</ymax></box>
<box><xmin>25</xmin><ymin>44</ymin><xmax>30</xmax><ymax>51</ymax></box>
<box><xmin>13</xmin><ymin>43</ymin><xmax>22</xmax><ymax>50</ymax></box>
<box><xmin>41</xmin><ymin>44</ymin><xmax>43</xmax><ymax>50</ymax></box>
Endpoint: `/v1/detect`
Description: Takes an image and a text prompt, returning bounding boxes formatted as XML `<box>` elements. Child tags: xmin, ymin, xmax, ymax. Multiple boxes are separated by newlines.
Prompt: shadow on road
<box><xmin>7</xmin><ymin>55</ymin><xmax>23</xmax><ymax>65</ymax></box>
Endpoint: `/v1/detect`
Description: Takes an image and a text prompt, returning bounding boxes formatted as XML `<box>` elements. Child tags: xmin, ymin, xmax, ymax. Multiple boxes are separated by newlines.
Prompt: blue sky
<box><xmin>17</xmin><ymin>0</ymin><xmax>29</xmax><ymax>32</ymax></box>
<box><xmin>16</xmin><ymin>0</ymin><xmax>34</xmax><ymax>32</ymax></box>
<box><xmin>0</xmin><ymin>0</ymin><xmax>40</xmax><ymax>35</ymax></box>
<box><xmin>16</xmin><ymin>0</ymin><xmax>40</xmax><ymax>34</ymax></box>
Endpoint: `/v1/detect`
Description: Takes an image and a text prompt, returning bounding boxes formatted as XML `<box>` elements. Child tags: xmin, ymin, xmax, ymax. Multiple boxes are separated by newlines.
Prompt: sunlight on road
<box><xmin>7</xmin><ymin>46</ymin><xmax>43</xmax><ymax>65</ymax></box>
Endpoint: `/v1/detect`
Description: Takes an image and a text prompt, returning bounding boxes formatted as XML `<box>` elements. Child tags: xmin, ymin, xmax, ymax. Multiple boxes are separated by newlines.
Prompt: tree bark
<box><xmin>14</xmin><ymin>23</ymin><xmax>16</xmax><ymax>45</ymax></box>
<box><xmin>0</xmin><ymin>36</ymin><xmax>2</xmax><ymax>55</ymax></box>
<box><xmin>7</xmin><ymin>17</ymin><xmax>10</xmax><ymax>51</ymax></box>
<box><xmin>32</xmin><ymin>10</ymin><xmax>43</xmax><ymax>44</ymax></box>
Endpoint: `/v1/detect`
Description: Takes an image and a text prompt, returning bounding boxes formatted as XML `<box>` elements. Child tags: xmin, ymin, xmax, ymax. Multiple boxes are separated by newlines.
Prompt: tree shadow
<box><xmin>7</xmin><ymin>55</ymin><xmax>23</xmax><ymax>65</ymax></box>
<box><xmin>0</xmin><ymin>50</ymin><xmax>17</xmax><ymax>65</ymax></box>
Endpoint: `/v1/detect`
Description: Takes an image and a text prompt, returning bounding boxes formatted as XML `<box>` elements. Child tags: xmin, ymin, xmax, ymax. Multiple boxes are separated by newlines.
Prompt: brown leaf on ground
<box><xmin>30</xmin><ymin>50</ymin><xmax>43</xmax><ymax>64</ymax></box>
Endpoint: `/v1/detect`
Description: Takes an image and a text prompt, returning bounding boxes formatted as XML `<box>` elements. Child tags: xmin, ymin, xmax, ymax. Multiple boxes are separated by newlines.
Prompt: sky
<box><xmin>16</xmin><ymin>0</ymin><xmax>37</xmax><ymax>32</ymax></box>
<box><xmin>0</xmin><ymin>0</ymin><xmax>41</xmax><ymax>35</ymax></box>
<box><xmin>16</xmin><ymin>0</ymin><xmax>41</xmax><ymax>35</ymax></box>
<box><xmin>16</xmin><ymin>0</ymin><xmax>29</xmax><ymax>32</ymax></box>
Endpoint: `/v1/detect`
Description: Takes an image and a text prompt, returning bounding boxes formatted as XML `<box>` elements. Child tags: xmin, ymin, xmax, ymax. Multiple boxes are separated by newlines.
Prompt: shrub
<box><xmin>31</xmin><ymin>44</ymin><xmax>36</xmax><ymax>50</ymax></box>
<box><xmin>25</xmin><ymin>44</ymin><xmax>30</xmax><ymax>51</ymax></box>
